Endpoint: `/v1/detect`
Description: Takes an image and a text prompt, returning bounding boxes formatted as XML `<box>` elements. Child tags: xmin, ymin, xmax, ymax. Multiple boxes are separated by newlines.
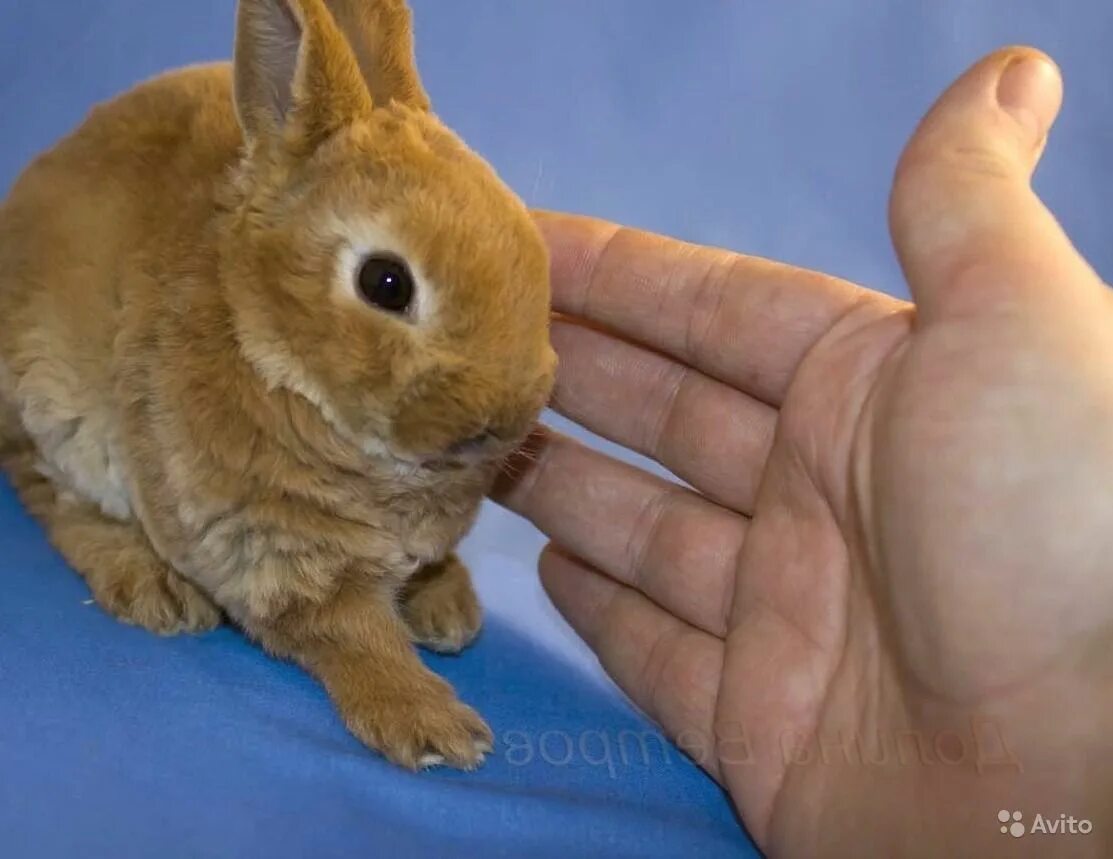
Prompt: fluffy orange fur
<box><xmin>0</xmin><ymin>0</ymin><xmax>555</xmax><ymax>770</ymax></box>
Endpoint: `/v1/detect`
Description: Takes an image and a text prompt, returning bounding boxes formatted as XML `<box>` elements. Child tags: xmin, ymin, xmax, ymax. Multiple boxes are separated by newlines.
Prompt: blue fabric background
<box><xmin>1</xmin><ymin>2</ymin><xmax>1111</xmax><ymax>857</ymax></box>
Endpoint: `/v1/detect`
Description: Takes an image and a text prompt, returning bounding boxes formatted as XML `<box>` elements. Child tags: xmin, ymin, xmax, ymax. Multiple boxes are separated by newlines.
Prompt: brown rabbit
<box><xmin>0</xmin><ymin>0</ymin><xmax>555</xmax><ymax>770</ymax></box>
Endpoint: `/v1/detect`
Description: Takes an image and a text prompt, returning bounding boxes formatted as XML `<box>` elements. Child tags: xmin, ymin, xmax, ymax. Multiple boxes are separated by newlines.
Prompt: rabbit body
<box><xmin>0</xmin><ymin>0</ymin><xmax>555</xmax><ymax>770</ymax></box>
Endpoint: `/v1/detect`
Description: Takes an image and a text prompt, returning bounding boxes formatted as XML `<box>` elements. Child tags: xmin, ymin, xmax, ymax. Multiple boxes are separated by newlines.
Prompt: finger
<box><xmin>534</xmin><ymin>210</ymin><xmax>890</xmax><ymax>407</ymax></box>
<box><xmin>549</xmin><ymin>318</ymin><xmax>777</xmax><ymax>513</ymax></box>
<box><xmin>890</xmin><ymin>47</ymin><xmax>1105</xmax><ymax>321</ymax></box>
<box><xmin>539</xmin><ymin>545</ymin><xmax>725</xmax><ymax>781</ymax></box>
<box><xmin>492</xmin><ymin>428</ymin><xmax>745</xmax><ymax>637</ymax></box>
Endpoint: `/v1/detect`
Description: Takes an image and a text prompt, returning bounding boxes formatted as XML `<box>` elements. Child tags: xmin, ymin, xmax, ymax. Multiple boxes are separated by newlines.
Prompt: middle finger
<box><xmin>493</xmin><ymin>428</ymin><xmax>746</xmax><ymax>638</ymax></box>
<box><xmin>550</xmin><ymin>317</ymin><xmax>777</xmax><ymax>514</ymax></box>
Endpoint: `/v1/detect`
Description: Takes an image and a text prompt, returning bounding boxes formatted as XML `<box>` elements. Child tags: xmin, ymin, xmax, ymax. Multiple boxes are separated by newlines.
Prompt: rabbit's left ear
<box><xmin>234</xmin><ymin>0</ymin><xmax>374</xmax><ymax>153</ymax></box>
<box><xmin>323</xmin><ymin>0</ymin><xmax>431</xmax><ymax>111</ymax></box>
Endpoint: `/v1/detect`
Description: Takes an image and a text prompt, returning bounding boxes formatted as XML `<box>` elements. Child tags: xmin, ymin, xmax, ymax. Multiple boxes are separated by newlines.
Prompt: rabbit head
<box><xmin>224</xmin><ymin>0</ymin><xmax>555</xmax><ymax>468</ymax></box>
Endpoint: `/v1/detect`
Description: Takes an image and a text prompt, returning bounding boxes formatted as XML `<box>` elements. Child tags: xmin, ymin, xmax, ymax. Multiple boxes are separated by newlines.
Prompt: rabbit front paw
<box><xmin>337</xmin><ymin>672</ymin><xmax>493</xmax><ymax>770</ymax></box>
<box><xmin>400</xmin><ymin>553</ymin><xmax>482</xmax><ymax>654</ymax></box>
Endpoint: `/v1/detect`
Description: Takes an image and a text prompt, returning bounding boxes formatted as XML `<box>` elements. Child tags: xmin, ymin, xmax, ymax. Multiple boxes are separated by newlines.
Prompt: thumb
<box><xmin>889</xmin><ymin>47</ymin><xmax>1102</xmax><ymax>321</ymax></box>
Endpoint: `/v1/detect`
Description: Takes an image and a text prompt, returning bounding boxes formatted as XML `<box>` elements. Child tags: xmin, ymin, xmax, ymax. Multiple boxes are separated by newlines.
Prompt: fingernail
<box><xmin>996</xmin><ymin>54</ymin><xmax>1061</xmax><ymax>142</ymax></box>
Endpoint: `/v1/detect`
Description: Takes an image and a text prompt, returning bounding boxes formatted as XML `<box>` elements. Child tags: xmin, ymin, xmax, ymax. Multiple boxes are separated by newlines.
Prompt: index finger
<box><xmin>534</xmin><ymin>211</ymin><xmax>896</xmax><ymax>406</ymax></box>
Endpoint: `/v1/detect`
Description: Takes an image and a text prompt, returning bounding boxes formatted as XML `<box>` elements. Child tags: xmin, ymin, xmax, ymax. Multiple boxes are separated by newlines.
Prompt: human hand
<box><xmin>497</xmin><ymin>48</ymin><xmax>1113</xmax><ymax>856</ymax></box>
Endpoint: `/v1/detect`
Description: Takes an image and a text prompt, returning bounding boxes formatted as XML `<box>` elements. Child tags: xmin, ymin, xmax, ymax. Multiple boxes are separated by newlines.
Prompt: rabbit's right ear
<box><xmin>234</xmin><ymin>0</ymin><xmax>373</xmax><ymax>153</ymax></box>
<box><xmin>323</xmin><ymin>0</ymin><xmax>431</xmax><ymax>111</ymax></box>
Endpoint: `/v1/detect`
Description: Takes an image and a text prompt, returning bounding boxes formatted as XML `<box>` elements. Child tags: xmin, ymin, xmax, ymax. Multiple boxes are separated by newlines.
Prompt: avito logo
<box><xmin>998</xmin><ymin>810</ymin><xmax>1093</xmax><ymax>838</ymax></box>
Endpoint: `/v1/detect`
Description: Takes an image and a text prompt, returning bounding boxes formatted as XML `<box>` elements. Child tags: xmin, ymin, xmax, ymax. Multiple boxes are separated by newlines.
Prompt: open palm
<box><xmin>498</xmin><ymin>50</ymin><xmax>1113</xmax><ymax>856</ymax></box>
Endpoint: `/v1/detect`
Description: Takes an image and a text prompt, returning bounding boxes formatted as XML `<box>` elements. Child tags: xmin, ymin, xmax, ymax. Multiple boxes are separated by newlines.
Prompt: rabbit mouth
<box><xmin>445</xmin><ymin>429</ymin><xmax>499</xmax><ymax>456</ymax></box>
<box><xmin>413</xmin><ymin>429</ymin><xmax>515</xmax><ymax>472</ymax></box>
<box><xmin>364</xmin><ymin>421</ymin><xmax>519</xmax><ymax>474</ymax></box>
<box><xmin>419</xmin><ymin>457</ymin><xmax>470</xmax><ymax>473</ymax></box>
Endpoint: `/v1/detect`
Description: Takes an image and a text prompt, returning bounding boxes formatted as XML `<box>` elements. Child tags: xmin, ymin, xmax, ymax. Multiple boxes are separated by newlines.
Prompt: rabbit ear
<box><xmin>323</xmin><ymin>0</ymin><xmax>431</xmax><ymax>111</ymax></box>
<box><xmin>234</xmin><ymin>0</ymin><xmax>373</xmax><ymax>151</ymax></box>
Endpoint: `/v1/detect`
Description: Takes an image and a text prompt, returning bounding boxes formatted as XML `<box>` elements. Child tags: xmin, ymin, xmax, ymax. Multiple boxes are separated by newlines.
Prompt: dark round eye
<box><xmin>356</xmin><ymin>254</ymin><xmax>414</xmax><ymax>314</ymax></box>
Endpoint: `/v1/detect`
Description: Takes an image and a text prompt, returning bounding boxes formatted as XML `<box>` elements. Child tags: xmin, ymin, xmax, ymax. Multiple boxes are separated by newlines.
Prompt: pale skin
<box><xmin>498</xmin><ymin>48</ymin><xmax>1113</xmax><ymax>857</ymax></box>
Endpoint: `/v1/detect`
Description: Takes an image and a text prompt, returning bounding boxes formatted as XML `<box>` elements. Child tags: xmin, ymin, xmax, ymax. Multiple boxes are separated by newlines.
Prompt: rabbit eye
<box><xmin>356</xmin><ymin>254</ymin><xmax>414</xmax><ymax>315</ymax></box>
